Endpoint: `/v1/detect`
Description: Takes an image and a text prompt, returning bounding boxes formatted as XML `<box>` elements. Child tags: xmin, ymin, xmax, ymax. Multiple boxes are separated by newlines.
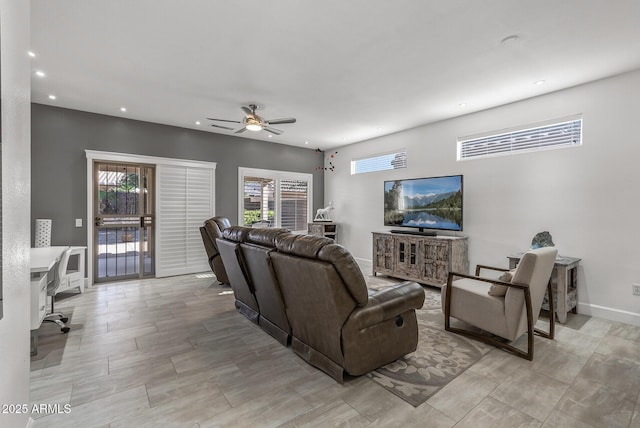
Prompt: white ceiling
<box><xmin>30</xmin><ymin>1</ymin><xmax>640</xmax><ymax>150</ymax></box>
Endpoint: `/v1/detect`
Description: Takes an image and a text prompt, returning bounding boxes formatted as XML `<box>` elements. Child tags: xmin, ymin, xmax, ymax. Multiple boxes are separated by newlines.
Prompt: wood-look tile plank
<box><xmin>277</xmin><ymin>400</ymin><xmax>370</xmax><ymax>428</ymax></box>
<box><xmin>489</xmin><ymin>367</ymin><xmax>569</xmax><ymax>422</ymax></box>
<box><xmin>198</xmin><ymin>385</ymin><xmax>312</xmax><ymax>428</ymax></box>
<box><xmin>455</xmin><ymin>396</ymin><xmax>542</xmax><ymax>428</ymax></box>
<box><xmin>427</xmin><ymin>369</ymin><xmax>498</xmax><ymax>422</ymax></box>
<box><xmin>555</xmin><ymin>376</ymin><xmax>635</xmax><ymax>428</ymax></box>
<box><xmin>33</xmin><ymin>384</ymin><xmax>150</xmax><ymax>428</ymax></box>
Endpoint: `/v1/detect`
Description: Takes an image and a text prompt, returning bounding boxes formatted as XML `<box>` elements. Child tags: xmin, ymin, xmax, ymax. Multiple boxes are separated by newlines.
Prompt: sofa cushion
<box><xmin>317</xmin><ymin>244</ymin><xmax>368</xmax><ymax>306</ymax></box>
<box><xmin>246</xmin><ymin>228</ymin><xmax>290</xmax><ymax>248</ymax></box>
<box><xmin>222</xmin><ymin>226</ymin><xmax>251</xmax><ymax>243</ymax></box>
<box><xmin>276</xmin><ymin>234</ymin><xmax>334</xmax><ymax>258</ymax></box>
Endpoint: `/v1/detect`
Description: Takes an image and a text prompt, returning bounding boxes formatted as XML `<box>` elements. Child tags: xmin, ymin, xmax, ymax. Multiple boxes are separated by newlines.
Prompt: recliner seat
<box><xmin>240</xmin><ymin>228</ymin><xmax>292</xmax><ymax>345</ymax></box>
<box><xmin>269</xmin><ymin>234</ymin><xmax>425</xmax><ymax>382</ymax></box>
<box><xmin>200</xmin><ymin>216</ymin><xmax>231</xmax><ymax>284</ymax></box>
<box><xmin>216</xmin><ymin>226</ymin><xmax>259</xmax><ymax>323</ymax></box>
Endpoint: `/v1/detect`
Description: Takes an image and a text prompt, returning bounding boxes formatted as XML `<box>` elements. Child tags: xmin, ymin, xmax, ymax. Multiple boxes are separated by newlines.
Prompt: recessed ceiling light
<box><xmin>195</xmin><ymin>121</ymin><xmax>201</xmax><ymax>125</ymax></box>
<box><xmin>304</xmin><ymin>141</ymin><xmax>309</xmax><ymax>145</ymax></box>
<box><xmin>35</xmin><ymin>70</ymin><xmax>45</xmax><ymax>77</ymax></box>
<box><xmin>120</xmin><ymin>107</ymin><xmax>127</xmax><ymax>112</ymax></box>
<box><xmin>458</xmin><ymin>103</ymin><xmax>467</xmax><ymax>108</ymax></box>
<box><xmin>48</xmin><ymin>94</ymin><xmax>56</xmax><ymax>100</ymax></box>
<box><xmin>268</xmin><ymin>134</ymin><xmax>273</xmax><ymax>138</ymax></box>
<box><xmin>534</xmin><ymin>80</ymin><xmax>546</xmax><ymax>86</ymax></box>
<box><xmin>376</xmin><ymin>127</ymin><xmax>384</xmax><ymax>131</ymax></box>
<box><xmin>28</xmin><ymin>51</ymin><xmax>36</xmax><ymax>58</ymax></box>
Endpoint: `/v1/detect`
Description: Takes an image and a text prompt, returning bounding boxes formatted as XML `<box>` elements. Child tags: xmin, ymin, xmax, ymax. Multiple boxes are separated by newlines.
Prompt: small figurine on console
<box><xmin>314</xmin><ymin>201</ymin><xmax>335</xmax><ymax>221</ymax></box>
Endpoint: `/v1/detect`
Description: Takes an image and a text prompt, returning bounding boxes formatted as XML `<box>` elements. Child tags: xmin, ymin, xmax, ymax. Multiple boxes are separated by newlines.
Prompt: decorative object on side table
<box><xmin>531</xmin><ymin>230</ymin><xmax>554</xmax><ymax>248</ymax></box>
<box><xmin>314</xmin><ymin>201</ymin><xmax>334</xmax><ymax>221</ymax></box>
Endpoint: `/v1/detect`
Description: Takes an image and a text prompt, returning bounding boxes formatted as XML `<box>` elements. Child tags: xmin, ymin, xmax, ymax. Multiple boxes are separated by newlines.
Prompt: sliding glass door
<box><xmin>93</xmin><ymin>162</ymin><xmax>155</xmax><ymax>282</ymax></box>
<box><xmin>239</xmin><ymin>168</ymin><xmax>312</xmax><ymax>233</ymax></box>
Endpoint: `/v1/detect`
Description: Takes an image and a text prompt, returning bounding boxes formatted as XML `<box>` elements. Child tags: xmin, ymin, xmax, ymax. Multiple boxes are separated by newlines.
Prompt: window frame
<box><xmin>238</xmin><ymin>167</ymin><xmax>313</xmax><ymax>233</ymax></box>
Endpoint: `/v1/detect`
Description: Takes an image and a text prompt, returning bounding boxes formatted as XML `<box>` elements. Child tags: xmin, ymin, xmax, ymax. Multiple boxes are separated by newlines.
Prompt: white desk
<box><xmin>31</xmin><ymin>246</ymin><xmax>86</xmax><ymax>293</ymax></box>
<box><xmin>30</xmin><ymin>247</ymin><xmax>87</xmax><ymax>320</ymax></box>
<box><xmin>30</xmin><ymin>246</ymin><xmax>86</xmax><ymax>355</ymax></box>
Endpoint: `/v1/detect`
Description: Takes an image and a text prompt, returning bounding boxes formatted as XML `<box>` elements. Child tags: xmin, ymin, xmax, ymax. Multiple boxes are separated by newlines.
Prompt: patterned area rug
<box><xmin>366</xmin><ymin>281</ymin><xmax>491</xmax><ymax>407</ymax></box>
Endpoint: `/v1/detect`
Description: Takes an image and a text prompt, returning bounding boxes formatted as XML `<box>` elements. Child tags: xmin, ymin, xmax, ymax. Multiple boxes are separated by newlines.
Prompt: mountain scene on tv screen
<box><xmin>384</xmin><ymin>177</ymin><xmax>462</xmax><ymax>230</ymax></box>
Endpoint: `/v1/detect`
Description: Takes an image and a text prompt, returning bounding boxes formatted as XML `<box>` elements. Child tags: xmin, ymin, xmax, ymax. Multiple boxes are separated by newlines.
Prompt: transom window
<box><xmin>457</xmin><ymin>115</ymin><xmax>582</xmax><ymax>161</ymax></box>
<box><xmin>351</xmin><ymin>150</ymin><xmax>407</xmax><ymax>175</ymax></box>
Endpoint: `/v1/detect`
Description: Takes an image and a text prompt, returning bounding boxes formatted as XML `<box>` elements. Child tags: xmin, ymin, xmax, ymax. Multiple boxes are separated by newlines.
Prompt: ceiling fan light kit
<box><xmin>208</xmin><ymin>104</ymin><xmax>296</xmax><ymax>135</ymax></box>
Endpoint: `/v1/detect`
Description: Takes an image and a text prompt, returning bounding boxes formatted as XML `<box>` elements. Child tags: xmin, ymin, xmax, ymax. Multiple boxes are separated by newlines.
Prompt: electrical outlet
<box><xmin>633</xmin><ymin>284</ymin><xmax>640</xmax><ymax>296</ymax></box>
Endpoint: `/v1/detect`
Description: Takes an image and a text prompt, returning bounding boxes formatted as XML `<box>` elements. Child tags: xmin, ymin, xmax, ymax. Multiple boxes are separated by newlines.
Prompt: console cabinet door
<box><xmin>394</xmin><ymin>236</ymin><xmax>422</xmax><ymax>278</ymax></box>
<box><xmin>423</xmin><ymin>241</ymin><xmax>450</xmax><ymax>284</ymax></box>
<box><xmin>373</xmin><ymin>234</ymin><xmax>394</xmax><ymax>275</ymax></box>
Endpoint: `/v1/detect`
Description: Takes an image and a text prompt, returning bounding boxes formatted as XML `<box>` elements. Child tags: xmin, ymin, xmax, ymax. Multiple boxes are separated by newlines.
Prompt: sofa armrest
<box><xmin>348</xmin><ymin>282</ymin><xmax>425</xmax><ymax>330</ymax></box>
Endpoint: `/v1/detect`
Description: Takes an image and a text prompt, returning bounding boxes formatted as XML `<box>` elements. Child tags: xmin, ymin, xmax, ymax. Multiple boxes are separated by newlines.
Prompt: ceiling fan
<box><xmin>207</xmin><ymin>104</ymin><xmax>296</xmax><ymax>135</ymax></box>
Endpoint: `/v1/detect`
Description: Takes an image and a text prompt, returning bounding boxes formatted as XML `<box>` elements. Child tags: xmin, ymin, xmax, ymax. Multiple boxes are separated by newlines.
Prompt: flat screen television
<box><xmin>384</xmin><ymin>175</ymin><xmax>463</xmax><ymax>233</ymax></box>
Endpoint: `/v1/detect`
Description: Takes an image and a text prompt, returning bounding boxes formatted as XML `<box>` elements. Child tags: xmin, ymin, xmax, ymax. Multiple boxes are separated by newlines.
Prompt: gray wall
<box><xmin>31</xmin><ymin>103</ymin><xmax>324</xmax><ymax>246</ymax></box>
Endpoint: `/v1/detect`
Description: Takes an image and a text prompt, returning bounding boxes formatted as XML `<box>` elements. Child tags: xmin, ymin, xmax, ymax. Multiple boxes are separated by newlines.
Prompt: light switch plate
<box><xmin>75</xmin><ymin>218</ymin><xmax>82</xmax><ymax>228</ymax></box>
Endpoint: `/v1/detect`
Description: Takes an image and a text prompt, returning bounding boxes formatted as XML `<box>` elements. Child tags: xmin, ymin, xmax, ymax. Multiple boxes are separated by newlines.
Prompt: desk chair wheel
<box><xmin>61</xmin><ymin>327</ymin><xmax>70</xmax><ymax>334</ymax></box>
<box><xmin>60</xmin><ymin>317</ymin><xmax>69</xmax><ymax>323</ymax></box>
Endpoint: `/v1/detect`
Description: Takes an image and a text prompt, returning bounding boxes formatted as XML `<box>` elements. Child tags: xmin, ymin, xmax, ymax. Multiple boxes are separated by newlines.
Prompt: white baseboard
<box><xmin>577</xmin><ymin>302</ymin><xmax>640</xmax><ymax>327</ymax></box>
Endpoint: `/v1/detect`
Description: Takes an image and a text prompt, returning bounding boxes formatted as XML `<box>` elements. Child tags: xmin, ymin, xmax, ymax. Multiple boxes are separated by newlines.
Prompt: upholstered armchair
<box><xmin>442</xmin><ymin>247</ymin><xmax>557</xmax><ymax>360</ymax></box>
<box><xmin>200</xmin><ymin>216</ymin><xmax>231</xmax><ymax>284</ymax></box>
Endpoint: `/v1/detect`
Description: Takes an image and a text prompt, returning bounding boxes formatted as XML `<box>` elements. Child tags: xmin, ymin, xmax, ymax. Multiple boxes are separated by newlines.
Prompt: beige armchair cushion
<box><xmin>488</xmin><ymin>269</ymin><xmax>515</xmax><ymax>297</ymax></box>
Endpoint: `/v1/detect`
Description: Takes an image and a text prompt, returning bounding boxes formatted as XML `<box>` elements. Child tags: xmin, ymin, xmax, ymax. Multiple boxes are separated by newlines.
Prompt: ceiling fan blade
<box><xmin>266</xmin><ymin>117</ymin><xmax>296</xmax><ymax>125</ymax></box>
<box><xmin>206</xmin><ymin>118</ymin><xmax>242</xmax><ymax>124</ymax></box>
<box><xmin>241</xmin><ymin>106</ymin><xmax>253</xmax><ymax>116</ymax></box>
<box><xmin>264</xmin><ymin>126</ymin><xmax>283</xmax><ymax>135</ymax></box>
<box><xmin>210</xmin><ymin>123</ymin><xmax>235</xmax><ymax>131</ymax></box>
<box><xmin>234</xmin><ymin>127</ymin><xmax>247</xmax><ymax>134</ymax></box>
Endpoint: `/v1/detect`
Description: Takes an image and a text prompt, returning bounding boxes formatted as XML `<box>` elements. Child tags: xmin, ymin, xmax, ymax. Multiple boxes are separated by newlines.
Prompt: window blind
<box><xmin>458</xmin><ymin>116</ymin><xmax>582</xmax><ymax>161</ymax></box>
<box><xmin>351</xmin><ymin>150</ymin><xmax>407</xmax><ymax>175</ymax></box>
<box><xmin>280</xmin><ymin>179</ymin><xmax>308</xmax><ymax>232</ymax></box>
<box><xmin>156</xmin><ymin>164</ymin><xmax>214</xmax><ymax>277</ymax></box>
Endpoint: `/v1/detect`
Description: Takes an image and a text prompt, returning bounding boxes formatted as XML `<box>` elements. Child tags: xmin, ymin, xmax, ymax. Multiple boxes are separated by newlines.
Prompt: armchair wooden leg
<box><xmin>534</xmin><ymin>278</ymin><xmax>555</xmax><ymax>340</ymax></box>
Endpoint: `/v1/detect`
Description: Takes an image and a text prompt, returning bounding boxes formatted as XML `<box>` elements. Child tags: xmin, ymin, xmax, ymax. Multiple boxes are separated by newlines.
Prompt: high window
<box><xmin>239</xmin><ymin>168</ymin><xmax>312</xmax><ymax>233</ymax></box>
<box><xmin>457</xmin><ymin>115</ymin><xmax>582</xmax><ymax>161</ymax></box>
<box><xmin>351</xmin><ymin>150</ymin><xmax>407</xmax><ymax>174</ymax></box>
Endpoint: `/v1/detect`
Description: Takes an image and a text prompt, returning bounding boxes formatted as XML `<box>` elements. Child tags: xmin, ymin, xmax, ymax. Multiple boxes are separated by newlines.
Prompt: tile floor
<box><xmin>29</xmin><ymin>273</ymin><xmax>640</xmax><ymax>427</ymax></box>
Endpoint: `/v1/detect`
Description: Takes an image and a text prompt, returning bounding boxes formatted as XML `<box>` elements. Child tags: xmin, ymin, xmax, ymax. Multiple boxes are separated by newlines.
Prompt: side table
<box><xmin>508</xmin><ymin>253</ymin><xmax>581</xmax><ymax>323</ymax></box>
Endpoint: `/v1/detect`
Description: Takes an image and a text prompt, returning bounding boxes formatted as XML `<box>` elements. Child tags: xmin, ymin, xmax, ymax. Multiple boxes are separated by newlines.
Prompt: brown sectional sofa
<box><xmin>217</xmin><ymin>227</ymin><xmax>425</xmax><ymax>382</ymax></box>
<box><xmin>199</xmin><ymin>217</ymin><xmax>231</xmax><ymax>285</ymax></box>
<box><xmin>216</xmin><ymin>227</ymin><xmax>260</xmax><ymax>323</ymax></box>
